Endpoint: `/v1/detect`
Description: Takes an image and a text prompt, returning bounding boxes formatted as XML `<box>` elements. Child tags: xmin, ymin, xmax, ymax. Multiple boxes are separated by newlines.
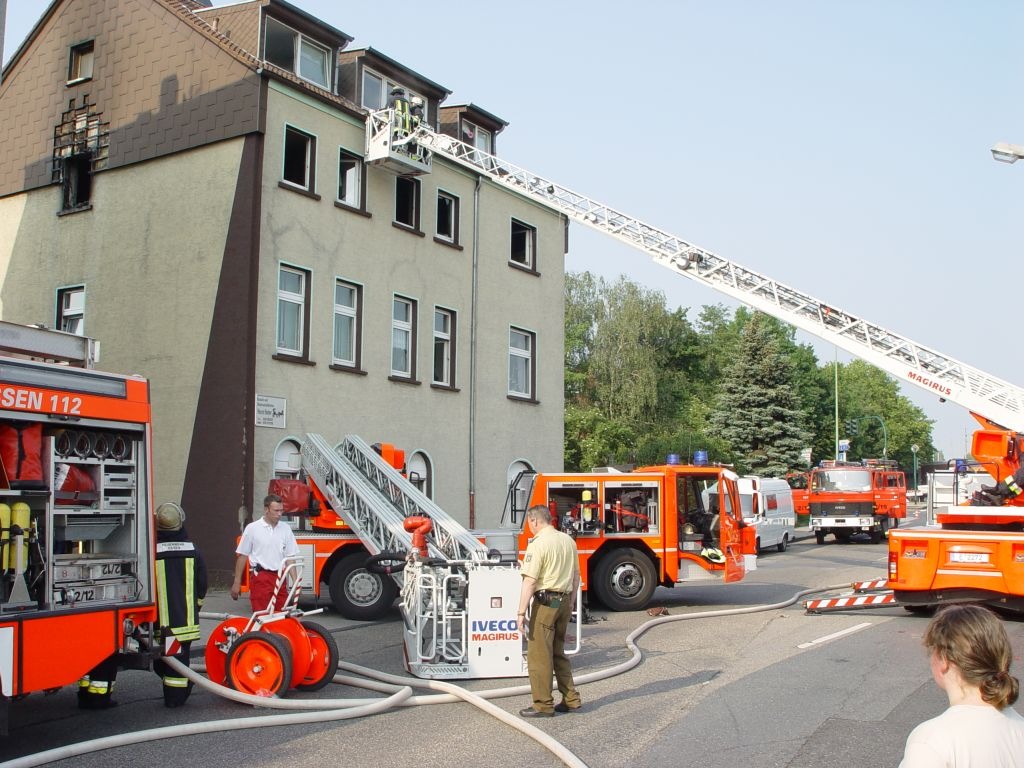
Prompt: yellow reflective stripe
<box><xmin>87</xmin><ymin>680</ymin><xmax>111</xmax><ymax>694</ymax></box>
<box><xmin>1004</xmin><ymin>476</ymin><xmax>1022</xmax><ymax>496</ymax></box>
<box><xmin>163</xmin><ymin>677</ymin><xmax>189</xmax><ymax>688</ymax></box>
<box><xmin>78</xmin><ymin>676</ymin><xmax>90</xmax><ymax>689</ymax></box>
<box><xmin>169</xmin><ymin>626</ymin><xmax>200</xmax><ymax>641</ymax></box>
<box><xmin>156</xmin><ymin>560</ymin><xmax>170</xmax><ymax>626</ymax></box>
<box><xmin>184</xmin><ymin>558</ymin><xmax>195</xmax><ymax>629</ymax></box>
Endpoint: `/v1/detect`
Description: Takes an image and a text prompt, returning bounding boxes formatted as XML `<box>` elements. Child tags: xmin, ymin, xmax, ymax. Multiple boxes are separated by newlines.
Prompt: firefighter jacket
<box><xmin>155</xmin><ymin>528</ymin><xmax>208</xmax><ymax>642</ymax></box>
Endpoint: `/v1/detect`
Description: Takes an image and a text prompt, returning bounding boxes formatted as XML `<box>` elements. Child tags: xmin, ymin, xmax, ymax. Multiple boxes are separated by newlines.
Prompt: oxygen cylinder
<box><xmin>0</xmin><ymin>502</ymin><xmax>10</xmax><ymax>570</ymax></box>
<box><xmin>9</xmin><ymin>502</ymin><xmax>30</xmax><ymax>570</ymax></box>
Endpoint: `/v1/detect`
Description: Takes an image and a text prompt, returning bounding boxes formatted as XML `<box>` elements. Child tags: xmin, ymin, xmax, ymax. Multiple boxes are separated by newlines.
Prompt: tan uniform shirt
<box><xmin>521</xmin><ymin>525</ymin><xmax>578</xmax><ymax>592</ymax></box>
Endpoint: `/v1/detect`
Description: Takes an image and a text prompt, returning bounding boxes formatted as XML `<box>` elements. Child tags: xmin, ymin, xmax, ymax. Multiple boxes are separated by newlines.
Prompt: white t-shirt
<box><xmin>235</xmin><ymin>517</ymin><xmax>298</xmax><ymax>571</ymax></box>
<box><xmin>900</xmin><ymin>703</ymin><xmax>1024</xmax><ymax>767</ymax></box>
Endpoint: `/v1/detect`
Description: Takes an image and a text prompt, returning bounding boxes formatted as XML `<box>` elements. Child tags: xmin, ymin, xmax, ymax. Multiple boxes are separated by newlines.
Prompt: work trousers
<box><xmin>526</xmin><ymin>598</ymin><xmax>581</xmax><ymax>713</ymax></box>
<box><xmin>249</xmin><ymin>568</ymin><xmax>287</xmax><ymax>612</ymax></box>
<box><xmin>78</xmin><ymin>654</ymin><xmax>118</xmax><ymax>709</ymax></box>
<box><xmin>153</xmin><ymin>641</ymin><xmax>193</xmax><ymax>707</ymax></box>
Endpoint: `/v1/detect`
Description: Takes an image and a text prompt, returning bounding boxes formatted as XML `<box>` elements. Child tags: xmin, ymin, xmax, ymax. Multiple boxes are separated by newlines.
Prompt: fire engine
<box><xmin>362</xmin><ymin>106</ymin><xmax>1024</xmax><ymax>615</ymax></box>
<box><xmin>503</xmin><ymin>460</ymin><xmax>755</xmax><ymax>612</ymax></box>
<box><xmin>0</xmin><ymin>323</ymin><xmax>156</xmax><ymax>733</ymax></box>
<box><xmin>807</xmin><ymin>460</ymin><xmax>907</xmax><ymax>545</ymax></box>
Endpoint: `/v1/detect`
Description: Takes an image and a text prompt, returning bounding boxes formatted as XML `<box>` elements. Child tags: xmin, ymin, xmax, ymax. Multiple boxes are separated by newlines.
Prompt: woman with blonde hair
<box><xmin>900</xmin><ymin>604</ymin><xmax>1024</xmax><ymax>767</ymax></box>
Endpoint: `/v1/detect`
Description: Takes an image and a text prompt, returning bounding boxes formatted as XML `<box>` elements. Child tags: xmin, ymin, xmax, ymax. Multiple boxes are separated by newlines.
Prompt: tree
<box><xmin>707</xmin><ymin>312</ymin><xmax>810</xmax><ymax>475</ymax></box>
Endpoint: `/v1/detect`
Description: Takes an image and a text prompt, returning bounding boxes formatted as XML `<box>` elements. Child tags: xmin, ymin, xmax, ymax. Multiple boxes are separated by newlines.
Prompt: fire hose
<box><xmin>0</xmin><ymin>583</ymin><xmax>855</xmax><ymax>768</ymax></box>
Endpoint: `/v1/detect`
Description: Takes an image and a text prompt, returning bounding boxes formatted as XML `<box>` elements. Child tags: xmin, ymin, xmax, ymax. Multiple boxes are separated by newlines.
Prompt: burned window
<box><xmin>52</xmin><ymin>98</ymin><xmax>108</xmax><ymax>214</ymax></box>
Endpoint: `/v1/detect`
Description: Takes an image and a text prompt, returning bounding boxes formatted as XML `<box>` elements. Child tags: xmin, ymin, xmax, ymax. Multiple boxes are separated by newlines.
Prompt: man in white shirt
<box><xmin>230</xmin><ymin>494</ymin><xmax>299</xmax><ymax>611</ymax></box>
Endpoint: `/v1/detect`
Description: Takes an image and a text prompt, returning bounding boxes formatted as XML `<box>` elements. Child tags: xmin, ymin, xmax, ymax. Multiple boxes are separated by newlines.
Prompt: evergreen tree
<box><xmin>708</xmin><ymin>312</ymin><xmax>810</xmax><ymax>475</ymax></box>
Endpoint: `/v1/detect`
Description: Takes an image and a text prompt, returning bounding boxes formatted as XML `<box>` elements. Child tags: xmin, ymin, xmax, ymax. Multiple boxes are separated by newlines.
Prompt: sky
<box><xmin>4</xmin><ymin>1</ymin><xmax>1023</xmax><ymax>461</ymax></box>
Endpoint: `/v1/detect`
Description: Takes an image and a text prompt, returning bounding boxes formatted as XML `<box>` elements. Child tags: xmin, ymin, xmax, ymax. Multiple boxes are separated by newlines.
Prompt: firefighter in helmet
<box><xmin>153</xmin><ymin>501</ymin><xmax>208</xmax><ymax>707</ymax></box>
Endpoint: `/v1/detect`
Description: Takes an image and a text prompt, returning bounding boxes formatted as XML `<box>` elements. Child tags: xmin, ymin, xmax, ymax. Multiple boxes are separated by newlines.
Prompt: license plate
<box><xmin>949</xmin><ymin>552</ymin><xmax>989</xmax><ymax>564</ymax></box>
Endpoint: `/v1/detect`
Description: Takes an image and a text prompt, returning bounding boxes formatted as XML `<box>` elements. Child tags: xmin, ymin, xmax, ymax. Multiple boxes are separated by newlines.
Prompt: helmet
<box><xmin>155</xmin><ymin>502</ymin><xmax>185</xmax><ymax>531</ymax></box>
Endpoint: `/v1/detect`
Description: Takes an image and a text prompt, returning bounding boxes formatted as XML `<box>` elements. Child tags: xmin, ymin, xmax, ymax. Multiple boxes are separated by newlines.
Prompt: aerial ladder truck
<box><xmin>281</xmin><ymin>434</ymin><xmax>546</xmax><ymax>679</ymax></box>
<box><xmin>363</xmin><ymin>104</ymin><xmax>1024</xmax><ymax>615</ymax></box>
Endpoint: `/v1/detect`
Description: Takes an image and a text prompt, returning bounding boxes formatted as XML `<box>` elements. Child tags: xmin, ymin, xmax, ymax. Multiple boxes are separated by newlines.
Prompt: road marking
<box><xmin>797</xmin><ymin>621</ymin><xmax>873</xmax><ymax>649</ymax></box>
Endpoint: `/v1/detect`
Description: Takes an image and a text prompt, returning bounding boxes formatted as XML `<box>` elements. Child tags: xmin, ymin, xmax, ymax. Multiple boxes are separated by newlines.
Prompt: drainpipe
<box><xmin>468</xmin><ymin>173</ymin><xmax>481</xmax><ymax>527</ymax></box>
<box><xmin>0</xmin><ymin>0</ymin><xmax>7</xmax><ymax>87</ymax></box>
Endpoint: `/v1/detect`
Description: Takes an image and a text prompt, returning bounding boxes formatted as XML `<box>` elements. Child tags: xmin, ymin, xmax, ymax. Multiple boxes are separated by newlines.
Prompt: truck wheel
<box><xmin>225</xmin><ymin>631</ymin><xmax>292</xmax><ymax>697</ymax></box>
<box><xmin>777</xmin><ymin>534</ymin><xmax>789</xmax><ymax>552</ymax></box>
<box><xmin>592</xmin><ymin>549</ymin><xmax>657</xmax><ymax>612</ymax></box>
<box><xmin>814</xmin><ymin>530</ymin><xmax>826</xmax><ymax>545</ymax></box>
<box><xmin>295</xmin><ymin>620</ymin><xmax>340</xmax><ymax>691</ymax></box>
<box><xmin>328</xmin><ymin>551</ymin><xmax>398</xmax><ymax>620</ymax></box>
<box><xmin>870</xmin><ymin>518</ymin><xmax>887</xmax><ymax>544</ymax></box>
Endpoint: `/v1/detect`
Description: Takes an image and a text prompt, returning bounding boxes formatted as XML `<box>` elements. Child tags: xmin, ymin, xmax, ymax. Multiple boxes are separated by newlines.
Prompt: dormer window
<box><xmin>462</xmin><ymin>120</ymin><xmax>491</xmax><ymax>154</ymax></box>
<box><xmin>264</xmin><ymin>17</ymin><xmax>330</xmax><ymax>89</ymax></box>
<box><xmin>361</xmin><ymin>67</ymin><xmax>423</xmax><ymax>113</ymax></box>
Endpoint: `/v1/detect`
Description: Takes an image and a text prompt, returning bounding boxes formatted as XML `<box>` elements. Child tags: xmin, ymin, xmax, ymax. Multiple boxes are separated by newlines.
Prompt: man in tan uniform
<box><xmin>517</xmin><ymin>505</ymin><xmax>583</xmax><ymax>717</ymax></box>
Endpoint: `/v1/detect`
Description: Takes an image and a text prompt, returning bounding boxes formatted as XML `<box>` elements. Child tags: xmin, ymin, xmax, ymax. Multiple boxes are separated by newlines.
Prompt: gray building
<box><xmin>0</xmin><ymin>0</ymin><xmax>566</xmax><ymax>574</ymax></box>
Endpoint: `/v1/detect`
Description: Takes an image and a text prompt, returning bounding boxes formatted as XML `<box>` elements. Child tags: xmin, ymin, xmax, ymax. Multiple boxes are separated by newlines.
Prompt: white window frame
<box><xmin>510</xmin><ymin>218</ymin><xmax>536</xmax><ymax>270</ymax></box>
<box><xmin>264</xmin><ymin>17</ymin><xmax>330</xmax><ymax>89</ymax></box>
<box><xmin>67</xmin><ymin>41</ymin><xmax>94</xmax><ymax>84</ymax></box>
<box><xmin>56</xmin><ymin>285</ymin><xmax>85</xmax><ymax>335</ymax></box>
<box><xmin>395</xmin><ymin>176</ymin><xmax>420</xmax><ymax>230</ymax></box>
<box><xmin>361</xmin><ymin>66</ymin><xmax>424</xmax><ymax>112</ymax></box>
<box><xmin>461</xmin><ymin>120</ymin><xmax>491</xmax><ymax>153</ymax></box>
<box><xmin>337</xmin><ymin>147</ymin><xmax>364</xmax><ymax>208</ymax></box>
<box><xmin>436</xmin><ymin>190</ymin><xmax>458</xmax><ymax>243</ymax></box>
<box><xmin>508</xmin><ymin>326</ymin><xmax>535</xmax><ymax>398</ymax></box>
<box><xmin>391</xmin><ymin>295</ymin><xmax>417</xmax><ymax>379</ymax></box>
<box><xmin>432</xmin><ymin>307</ymin><xmax>455</xmax><ymax>387</ymax></box>
<box><xmin>282</xmin><ymin>125</ymin><xmax>316</xmax><ymax>192</ymax></box>
<box><xmin>277</xmin><ymin>264</ymin><xmax>308</xmax><ymax>356</ymax></box>
<box><xmin>333</xmin><ymin>278</ymin><xmax>361</xmax><ymax>367</ymax></box>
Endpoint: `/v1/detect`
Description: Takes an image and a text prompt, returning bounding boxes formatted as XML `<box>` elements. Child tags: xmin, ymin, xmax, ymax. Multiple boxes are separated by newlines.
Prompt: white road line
<box><xmin>797</xmin><ymin>621</ymin><xmax>873</xmax><ymax>649</ymax></box>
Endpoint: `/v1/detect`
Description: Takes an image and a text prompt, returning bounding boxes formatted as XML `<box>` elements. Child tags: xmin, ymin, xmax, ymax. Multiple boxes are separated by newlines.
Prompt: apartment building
<box><xmin>0</xmin><ymin>0</ymin><xmax>567</xmax><ymax>573</ymax></box>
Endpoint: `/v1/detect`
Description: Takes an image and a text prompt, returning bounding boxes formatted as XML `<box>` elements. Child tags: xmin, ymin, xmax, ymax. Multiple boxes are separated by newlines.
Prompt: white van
<box><xmin>737</xmin><ymin>476</ymin><xmax>796</xmax><ymax>553</ymax></box>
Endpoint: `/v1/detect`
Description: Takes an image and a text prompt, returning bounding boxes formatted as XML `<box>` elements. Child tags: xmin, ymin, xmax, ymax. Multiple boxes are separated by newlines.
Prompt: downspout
<box><xmin>468</xmin><ymin>173</ymin><xmax>482</xmax><ymax>527</ymax></box>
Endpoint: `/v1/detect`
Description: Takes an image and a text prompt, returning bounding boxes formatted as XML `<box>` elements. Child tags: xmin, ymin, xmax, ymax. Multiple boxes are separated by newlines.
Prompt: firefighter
<box><xmin>153</xmin><ymin>501</ymin><xmax>208</xmax><ymax>707</ymax></box>
<box><xmin>77</xmin><ymin>654</ymin><xmax>119</xmax><ymax>710</ymax></box>
<box><xmin>972</xmin><ymin>464</ymin><xmax>1024</xmax><ymax>506</ymax></box>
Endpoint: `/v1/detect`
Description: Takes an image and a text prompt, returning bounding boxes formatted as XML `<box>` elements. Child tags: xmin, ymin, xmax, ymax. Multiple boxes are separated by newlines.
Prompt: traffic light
<box><xmin>844</xmin><ymin>419</ymin><xmax>859</xmax><ymax>437</ymax></box>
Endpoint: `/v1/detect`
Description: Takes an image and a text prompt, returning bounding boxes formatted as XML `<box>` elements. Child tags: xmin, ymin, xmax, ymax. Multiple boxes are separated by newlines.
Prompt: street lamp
<box><xmin>991</xmin><ymin>142</ymin><xmax>1024</xmax><ymax>164</ymax></box>
<box><xmin>910</xmin><ymin>443</ymin><xmax>919</xmax><ymax>492</ymax></box>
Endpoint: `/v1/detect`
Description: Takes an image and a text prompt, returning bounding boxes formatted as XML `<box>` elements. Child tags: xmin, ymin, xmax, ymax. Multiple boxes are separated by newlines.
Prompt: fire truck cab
<box><xmin>506</xmin><ymin>459</ymin><xmax>756</xmax><ymax>612</ymax></box>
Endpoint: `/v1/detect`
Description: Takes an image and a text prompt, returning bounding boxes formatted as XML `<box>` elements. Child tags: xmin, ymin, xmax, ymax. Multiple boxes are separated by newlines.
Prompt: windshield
<box><xmin>811</xmin><ymin>469</ymin><xmax>872</xmax><ymax>492</ymax></box>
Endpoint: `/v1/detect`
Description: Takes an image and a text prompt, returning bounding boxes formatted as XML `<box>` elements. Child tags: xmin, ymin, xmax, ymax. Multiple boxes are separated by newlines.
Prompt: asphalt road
<box><xmin>5</xmin><ymin>511</ymin><xmax>1024</xmax><ymax>768</ymax></box>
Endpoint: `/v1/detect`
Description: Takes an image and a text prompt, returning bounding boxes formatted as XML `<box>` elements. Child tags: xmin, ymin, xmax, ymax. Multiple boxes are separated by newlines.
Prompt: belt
<box><xmin>251</xmin><ymin>564</ymin><xmax>271</xmax><ymax>574</ymax></box>
<box><xmin>535</xmin><ymin>589</ymin><xmax>570</xmax><ymax>604</ymax></box>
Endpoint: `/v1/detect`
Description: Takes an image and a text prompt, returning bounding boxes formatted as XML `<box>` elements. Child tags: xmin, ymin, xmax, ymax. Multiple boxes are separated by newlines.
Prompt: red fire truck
<box><xmin>0</xmin><ymin>323</ymin><xmax>156</xmax><ymax>733</ymax></box>
<box><xmin>507</xmin><ymin>458</ymin><xmax>756</xmax><ymax>611</ymax></box>
<box><xmin>807</xmin><ymin>460</ymin><xmax>906</xmax><ymax>545</ymax></box>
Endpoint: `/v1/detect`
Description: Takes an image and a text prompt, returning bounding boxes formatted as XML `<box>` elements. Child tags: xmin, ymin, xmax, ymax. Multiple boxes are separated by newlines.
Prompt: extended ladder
<box><xmin>299</xmin><ymin>433</ymin><xmax>491</xmax><ymax>566</ymax></box>
<box><xmin>367</xmin><ymin>111</ymin><xmax>1024</xmax><ymax>432</ymax></box>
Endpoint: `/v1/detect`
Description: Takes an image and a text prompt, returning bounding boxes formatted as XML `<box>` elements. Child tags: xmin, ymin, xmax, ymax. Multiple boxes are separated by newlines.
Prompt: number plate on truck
<box><xmin>949</xmin><ymin>552</ymin><xmax>989</xmax><ymax>564</ymax></box>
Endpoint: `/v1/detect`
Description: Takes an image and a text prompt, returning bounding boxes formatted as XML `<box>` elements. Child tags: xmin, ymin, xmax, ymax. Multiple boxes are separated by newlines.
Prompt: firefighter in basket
<box><xmin>153</xmin><ymin>502</ymin><xmax>208</xmax><ymax>707</ymax></box>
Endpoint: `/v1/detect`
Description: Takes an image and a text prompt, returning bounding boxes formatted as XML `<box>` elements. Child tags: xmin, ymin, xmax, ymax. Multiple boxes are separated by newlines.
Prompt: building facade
<box><xmin>0</xmin><ymin>0</ymin><xmax>567</xmax><ymax>574</ymax></box>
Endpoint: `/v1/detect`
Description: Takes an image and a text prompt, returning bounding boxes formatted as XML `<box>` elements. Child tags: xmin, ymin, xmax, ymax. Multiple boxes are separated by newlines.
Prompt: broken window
<box><xmin>52</xmin><ymin>98</ymin><xmax>107</xmax><ymax>213</ymax></box>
